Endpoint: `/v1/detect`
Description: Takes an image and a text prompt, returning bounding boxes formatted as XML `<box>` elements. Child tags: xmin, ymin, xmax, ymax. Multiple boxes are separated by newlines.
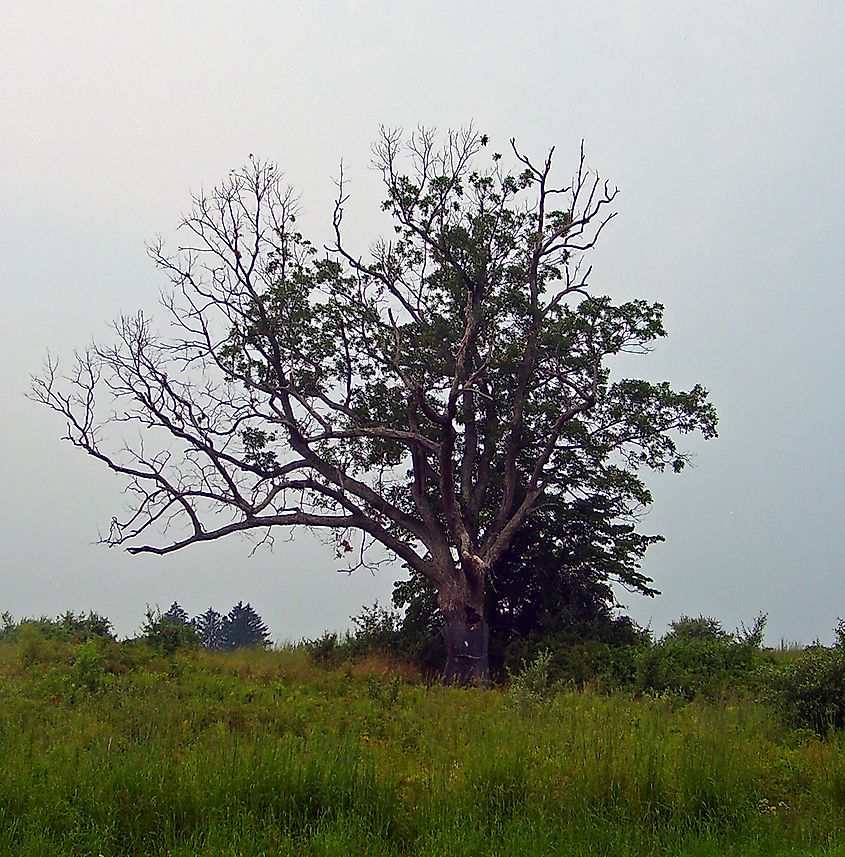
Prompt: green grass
<box><xmin>1</xmin><ymin>640</ymin><xmax>845</xmax><ymax>855</ymax></box>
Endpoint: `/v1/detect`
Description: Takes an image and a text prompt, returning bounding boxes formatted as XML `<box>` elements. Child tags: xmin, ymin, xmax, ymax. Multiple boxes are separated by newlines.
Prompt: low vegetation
<box><xmin>2</xmin><ymin>610</ymin><xmax>845</xmax><ymax>856</ymax></box>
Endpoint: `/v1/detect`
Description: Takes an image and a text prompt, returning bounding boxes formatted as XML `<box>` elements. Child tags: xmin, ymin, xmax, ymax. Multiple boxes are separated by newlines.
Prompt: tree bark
<box><xmin>442</xmin><ymin>610</ymin><xmax>489</xmax><ymax>684</ymax></box>
<box><xmin>438</xmin><ymin>571</ymin><xmax>489</xmax><ymax>684</ymax></box>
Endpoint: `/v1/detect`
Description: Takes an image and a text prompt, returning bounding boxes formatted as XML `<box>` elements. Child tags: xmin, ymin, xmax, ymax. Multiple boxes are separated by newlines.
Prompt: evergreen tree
<box><xmin>193</xmin><ymin>607</ymin><xmax>225</xmax><ymax>650</ymax></box>
<box><xmin>222</xmin><ymin>602</ymin><xmax>270</xmax><ymax>650</ymax></box>
<box><xmin>161</xmin><ymin>602</ymin><xmax>191</xmax><ymax>627</ymax></box>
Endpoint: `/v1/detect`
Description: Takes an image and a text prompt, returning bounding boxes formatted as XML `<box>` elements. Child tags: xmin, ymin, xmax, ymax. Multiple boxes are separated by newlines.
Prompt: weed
<box><xmin>506</xmin><ymin>648</ymin><xmax>554</xmax><ymax>709</ymax></box>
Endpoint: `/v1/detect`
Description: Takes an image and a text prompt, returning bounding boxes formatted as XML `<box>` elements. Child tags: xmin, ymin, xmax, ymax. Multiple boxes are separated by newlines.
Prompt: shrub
<box><xmin>834</xmin><ymin>618</ymin><xmax>845</xmax><ymax>651</ymax></box>
<box><xmin>347</xmin><ymin>603</ymin><xmax>403</xmax><ymax>655</ymax></box>
<box><xmin>634</xmin><ymin>638</ymin><xmax>763</xmax><ymax>699</ymax></box>
<box><xmin>506</xmin><ymin>649</ymin><xmax>555</xmax><ymax>708</ymax></box>
<box><xmin>766</xmin><ymin>646</ymin><xmax>845</xmax><ymax>735</ymax></box>
<box><xmin>736</xmin><ymin>612</ymin><xmax>768</xmax><ymax>649</ymax></box>
<box><xmin>69</xmin><ymin>638</ymin><xmax>107</xmax><ymax>692</ymax></box>
<box><xmin>502</xmin><ymin>634</ymin><xmax>645</xmax><ymax>690</ymax></box>
<box><xmin>303</xmin><ymin>631</ymin><xmax>343</xmax><ymax>665</ymax></box>
<box><xmin>664</xmin><ymin>614</ymin><xmax>731</xmax><ymax>643</ymax></box>
<box><xmin>140</xmin><ymin>606</ymin><xmax>199</xmax><ymax>654</ymax></box>
<box><xmin>304</xmin><ymin>603</ymin><xmax>436</xmax><ymax>671</ymax></box>
<box><xmin>0</xmin><ymin>611</ymin><xmax>115</xmax><ymax>643</ymax></box>
<box><xmin>0</xmin><ymin>611</ymin><xmax>16</xmax><ymax>640</ymax></box>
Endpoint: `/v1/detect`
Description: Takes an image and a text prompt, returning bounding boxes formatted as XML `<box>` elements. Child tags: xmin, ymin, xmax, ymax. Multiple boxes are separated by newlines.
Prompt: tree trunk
<box><xmin>438</xmin><ymin>564</ymin><xmax>489</xmax><ymax>683</ymax></box>
<box><xmin>442</xmin><ymin>609</ymin><xmax>489</xmax><ymax>684</ymax></box>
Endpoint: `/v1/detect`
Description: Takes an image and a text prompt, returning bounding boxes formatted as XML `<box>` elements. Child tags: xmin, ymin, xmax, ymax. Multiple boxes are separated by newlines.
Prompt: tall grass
<box><xmin>1</xmin><ymin>640</ymin><xmax>845</xmax><ymax>855</ymax></box>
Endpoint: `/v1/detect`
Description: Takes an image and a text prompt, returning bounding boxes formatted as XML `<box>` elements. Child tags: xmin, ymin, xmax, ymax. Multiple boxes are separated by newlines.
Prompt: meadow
<box><xmin>2</xmin><ymin>633</ymin><xmax>845</xmax><ymax>857</ymax></box>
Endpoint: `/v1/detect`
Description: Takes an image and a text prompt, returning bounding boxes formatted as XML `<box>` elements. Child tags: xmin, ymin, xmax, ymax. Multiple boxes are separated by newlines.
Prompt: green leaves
<box><xmin>228</xmin><ymin>135</ymin><xmax>717</xmax><ymax>548</ymax></box>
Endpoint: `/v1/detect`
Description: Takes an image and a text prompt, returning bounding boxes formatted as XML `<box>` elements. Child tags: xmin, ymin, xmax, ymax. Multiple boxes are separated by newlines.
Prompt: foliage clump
<box><xmin>765</xmin><ymin>646</ymin><xmax>845</xmax><ymax>735</ymax></box>
<box><xmin>303</xmin><ymin>604</ymin><xmax>412</xmax><ymax>667</ymax></box>
<box><xmin>631</xmin><ymin>613</ymin><xmax>768</xmax><ymax>700</ymax></box>
<box><xmin>0</xmin><ymin>610</ymin><xmax>115</xmax><ymax>643</ymax></box>
<box><xmin>664</xmin><ymin>614</ymin><xmax>731</xmax><ymax>643</ymax></box>
<box><xmin>140</xmin><ymin>604</ymin><xmax>200</xmax><ymax>654</ymax></box>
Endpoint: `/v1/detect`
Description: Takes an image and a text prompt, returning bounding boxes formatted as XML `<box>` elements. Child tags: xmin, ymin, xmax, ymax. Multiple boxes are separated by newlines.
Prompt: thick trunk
<box><xmin>438</xmin><ymin>566</ymin><xmax>489</xmax><ymax>683</ymax></box>
<box><xmin>442</xmin><ymin>609</ymin><xmax>489</xmax><ymax>684</ymax></box>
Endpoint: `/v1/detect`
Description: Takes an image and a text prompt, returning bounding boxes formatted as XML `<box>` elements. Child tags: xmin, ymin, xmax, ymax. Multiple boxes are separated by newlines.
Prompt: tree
<box><xmin>161</xmin><ymin>601</ymin><xmax>191</xmax><ymax>627</ymax></box>
<box><xmin>221</xmin><ymin>602</ymin><xmax>270</xmax><ymax>649</ymax></box>
<box><xmin>55</xmin><ymin>610</ymin><xmax>117</xmax><ymax>642</ymax></box>
<box><xmin>480</xmin><ymin>496</ymin><xmax>659</xmax><ymax>640</ymax></box>
<box><xmin>193</xmin><ymin>606</ymin><xmax>225</xmax><ymax>650</ymax></box>
<box><xmin>32</xmin><ymin>128</ymin><xmax>716</xmax><ymax>683</ymax></box>
<box><xmin>0</xmin><ymin>611</ymin><xmax>115</xmax><ymax>643</ymax></box>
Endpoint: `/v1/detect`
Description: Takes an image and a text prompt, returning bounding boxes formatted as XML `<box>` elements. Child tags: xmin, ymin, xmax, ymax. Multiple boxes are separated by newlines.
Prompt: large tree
<box><xmin>32</xmin><ymin>128</ymin><xmax>716</xmax><ymax>682</ymax></box>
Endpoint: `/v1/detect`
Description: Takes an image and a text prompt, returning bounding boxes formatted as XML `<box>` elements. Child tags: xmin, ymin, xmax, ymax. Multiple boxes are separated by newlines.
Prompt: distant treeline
<box><xmin>0</xmin><ymin>600</ymin><xmax>271</xmax><ymax>653</ymax></box>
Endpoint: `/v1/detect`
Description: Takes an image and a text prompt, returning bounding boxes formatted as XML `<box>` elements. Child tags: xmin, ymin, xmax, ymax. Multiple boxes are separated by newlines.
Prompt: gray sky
<box><xmin>2</xmin><ymin>1</ymin><xmax>843</xmax><ymax>644</ymax></box>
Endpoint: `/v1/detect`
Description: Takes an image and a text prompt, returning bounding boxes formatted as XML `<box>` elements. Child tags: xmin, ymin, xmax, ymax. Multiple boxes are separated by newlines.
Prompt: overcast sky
<box><xmin>2</xmin><ymin>1</ymin><xmax>843</xmax><ymax>644</ymax></box>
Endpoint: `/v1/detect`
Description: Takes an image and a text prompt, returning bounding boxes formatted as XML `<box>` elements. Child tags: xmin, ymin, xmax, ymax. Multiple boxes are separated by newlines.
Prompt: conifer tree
<box><xmin>161</xmin><ymin>602</ymin><xmax>191</xmax><ymax>627</ymax></box>
<box><xmin>142</xmin><ymin>602</ymin><xmax>198</xmax><ymax>652</ymax></box>
<box><xmin>222</xmin><ymin>602</ymin><xmax>270</xmax><ymax>650</ymax></box>
<box><xmin>193</xmin><ymin>607</ymin><xmax>225</xmax><ymax>650</ymax></box>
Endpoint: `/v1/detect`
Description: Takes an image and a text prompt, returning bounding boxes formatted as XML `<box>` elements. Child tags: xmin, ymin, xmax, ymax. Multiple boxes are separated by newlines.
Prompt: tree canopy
<box><xmin>33</xmin><ymin>127</ymin><xmax>716</xmax><ymax>681</ymax></box>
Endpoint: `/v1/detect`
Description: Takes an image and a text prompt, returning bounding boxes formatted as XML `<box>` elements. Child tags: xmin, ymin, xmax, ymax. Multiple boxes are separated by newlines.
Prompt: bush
<box><xmin>302</xmin><ymin>631</ymin><xmax>343</xmax><ymax>666</ymax></box>
<box><xmin>506</xmin><ymin>649</ymin><xmax>555</xmax><ymax>708</ymax></box>
<box><xmin>347</xmin><ymin>603</ymin><xmax>404</xmax><ymax>655</ymax></box>
<box><xmin>303</xmin><ymin>603</ymin><xmax>439</xmax><ymax>672</ymax></box>
<box><xmin>664</xmin><ymin>614</ymin><xmax>730</xmax><ymax>643</ymax></box>
<box><xmin>69</xmin><ymin>638</ymin><xmax>107</xmax><ymax>693</ymax></box>
<box><xmin>140</xmin><ymin>607</ymin><xmax>199</xmax><ymax>654</ymax></box>
<box><xmin>0</xmin><ymin>611</ymin><xmax>115</xmax><ymax>643</ymax></box>
<box><xmin>736</xmin><ymin>612</ymin><xmax>768</xmax><ymax>649</ymax></box>
<box><xmin>0</xmin><ymin>611</ymin><xmax>16</xmax><ymax>640</ymax></box>
<box><xmin>624</xmin><ymin>613</ymin><xmax>770</xmax><ymax>700</ymax></box>
<box><xmin>766</xmin><ymin>646</ymin><xmax>845</xmax><ymax>735</ymax></box>
<box><xmin>503</xmin><ymin>634</ymin><xmax>645</xmax><ymax>690</ymax></box>
<box><xmin>634</xmin><ymin>638</ymin><xmax>763</xmax><ymax>699</ymax></box>
<box><xmin>834</xmin><ymin>618</ymin><xmax>845</xmax><ymax>651</ymax></box>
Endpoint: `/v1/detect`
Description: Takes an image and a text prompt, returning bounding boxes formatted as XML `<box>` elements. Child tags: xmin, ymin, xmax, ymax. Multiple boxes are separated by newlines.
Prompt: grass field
<box><xmin>2</xmin><ymin>638</ymin><xmax>845</xmax><ymax>856</ymax></box>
